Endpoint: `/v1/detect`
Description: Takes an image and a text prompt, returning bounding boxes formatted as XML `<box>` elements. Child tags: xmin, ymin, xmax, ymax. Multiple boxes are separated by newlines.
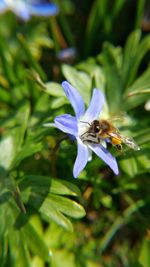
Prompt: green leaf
<box><xmin>0</xmin><ymin>87</ymin><xmax>11</xmax><ymax>104</ymax></box>
<box><xmin>100</xmin><ymin>43</ymin><xmax>123</xmax><ymax>112</ymax></box>
<box><xmin>125</xmin><ymin>66</ymin><xmax>150</xmax><ymax>94</ymax></box>
<box><xmin>135</xmin><ymin>128</ymin><xmax>150</xmax><ymax>146</ymax></box>
<box><xmin>20</xmin><ymin>175</ymin><xmax>81</xmax><ymax>197</ymax></box>
<box><xmin>134</xmin><ymin>0</ymin><xmax>146</xmax><ymax>28</ymax></box>
<box><xmin>122</xmin><ymin>30</ymin><xmax>141</xmax><ymax>87</ymax></box>
<box><xmin>139</xmin><ymin>239</ymin><xmax>150</xmax><ymax>267</ymax></box>
<box><xmin>39</xmin><ymin>200</ymin><xmax>73</xmax><ymax>232</ymax></box>
<box><xmin>17</xmin><ymin>33</ymin><xmax>46</xmax><ymax>80</ymax></box>
<box><xmin>47</xmin><ymin>194</ymin><xmax>86</xmax><ymax>219</ymax></box>
<box><xmin>84</xmin><ymin>0</ymin><xmax>107</xmax><ymax>55</ymax></box>
<box><xmin>43</xmin><ymin>82</ymin><xmax>65</xmax><ymax>97</ymax></box>
<box><xmin>16</xmin><ymin>234</ymin><xmax>31</xmax><ymax>267</ymax></box>
<box><xmin>0</xmin><ymin>102</ymin><xmax>30</xmax><ymax>169</ymax></box>
<box><xmin>0</xmin><ymin>135</ymin><xmax>16</xmax><ymax>170</ymax></box>
<box><xmin>20</xmin><ymin>175</ymin><xmax>85</xmax><ymax>231</ymax></box>
<box><xmin>127</xmin><ymin>88</ymin><xmax>150</xmax><ymax>97</ymax></box>
<box><xmin>22</xmin><ymin>222</ymin><xmax>50</xmax><ymax>262</ymax></box>
<box><xmin>51</xmin><ymin>97</ymin><xmax>67</xmax><ymax>109</ymax></box>
<box><xmin>92</xmin><ymin>67</ymin><xmax>106</xmax><ymax>91</ymax></box>
<box><xmin>119</xmin><ymin>157</ymin><xmax>139</xmax><ymax>177</ymax></box>
<box><xmin>0</xmin><ymin>35</ymin><xmax>16</xmax><ymax>84</ymax></box>
<box><xmin>13</xmin><ymin>141</ymin><xmax>43</xmax><ymax>168</ymax></box>
<box><xmin>122</xmin><ymin>30</ymin><xmax>150</xmax><ymax>88</ymax></box>
<box><xmin>112</xmin><ymin>0</ymin><xmax>126</xmax><ymax>18</ymax></box>
<box><xmin>8</xmin><ymin>228</ymin><xmax>31</xmax><ymax>267</ymax></box>
<box><xmin>99</xmin><ymin>199</ymin><xmax>145</xmax><ymax>253</ymax></box>
<box><xmin>51</xmin><ymin>249</ymin><xmax>76</xmax><ymax>267</ymax></box>
<box><xmin>62</xmin><ymin>64</ymin><xmax>91</xmax><ymax>104</ymax></box>
<box><xmin>123</xmin><ymin>66</ymin><xmax>150</xmax><ymax>110</ymax></box>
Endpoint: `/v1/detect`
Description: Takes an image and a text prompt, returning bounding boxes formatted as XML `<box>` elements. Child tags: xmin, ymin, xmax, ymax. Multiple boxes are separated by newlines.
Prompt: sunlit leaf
<box><xmin>22</xmin><ymin>222</ymin><xmax>50</xmax><ymax>262</ymax></box>
<box><xmin>43</xmin><ymin>82</ymin><xmax>65</xmax><ymax>97</ymax></box>
<box><xmin>20</xmin><ymin>175</ymin><xmax>81</xmax><ymax>197</ymax></box>
<box><xmin>62</xmin><ymin>64</ymin><xmax>91</xmax><ymax>104</ymax></box>
<box><xmin>139</xmin><ymin>239</ymin><xmax>150</xmax><ymax>267</ymax></box>
<box><xmin>100</xmin><ymin>42</ymin><xmax>122</xmax><ymax>112</ymax></box>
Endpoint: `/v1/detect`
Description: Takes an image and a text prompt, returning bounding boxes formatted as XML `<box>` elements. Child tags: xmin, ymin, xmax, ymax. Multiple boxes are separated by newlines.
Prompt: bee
<box><xmin>80</xmin><ymin>119</ymin><xmax>140</xmax><ymax>151</ymax></box>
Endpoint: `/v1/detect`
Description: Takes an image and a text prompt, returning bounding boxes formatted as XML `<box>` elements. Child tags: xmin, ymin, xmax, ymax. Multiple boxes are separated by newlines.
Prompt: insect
<box><xmin>80</xmin><ymin>119</ymin><xmax>140</xmax><ymax>151</ymax></box>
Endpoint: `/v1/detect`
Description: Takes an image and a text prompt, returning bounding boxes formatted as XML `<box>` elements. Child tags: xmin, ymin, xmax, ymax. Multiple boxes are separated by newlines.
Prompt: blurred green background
<box><xmin>0</xmin><ymin>0</ymin><xmax>150</xmax><ymax>266</ymax></box>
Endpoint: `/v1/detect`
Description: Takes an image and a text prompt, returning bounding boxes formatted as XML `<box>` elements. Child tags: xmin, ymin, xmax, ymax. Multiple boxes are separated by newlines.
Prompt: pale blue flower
<box><xmin>0</xmin><ymin>0</ymin><xmax>59</xmax><ymax>21</ymax></box>
<box><xmin>54</xmin><ymin>81</ymin><xmax>119</xmax><ymax>178</ymax></box>
<box><xmin>57</xmin><ymin>47</ymin><xmax>77</xmax><ymax>62</ymax></box>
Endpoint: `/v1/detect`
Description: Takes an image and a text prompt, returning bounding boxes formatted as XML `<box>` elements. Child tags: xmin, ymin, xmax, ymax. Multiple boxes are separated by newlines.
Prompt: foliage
<box><xmin>0</xmin><ymin>0</ymin><xmax>150</xmax><ymax>266</ymax></box>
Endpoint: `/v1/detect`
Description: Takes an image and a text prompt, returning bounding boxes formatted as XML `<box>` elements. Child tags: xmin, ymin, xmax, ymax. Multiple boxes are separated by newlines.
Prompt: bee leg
<box><xmin>82</xmin><ymin>138</ymin><xmax>99</xmax><ymax>144</ymax></box>
<box><xmin>81</xmin><ymin>135</ymin><xmax>100</xmax><ymax>144</ymax></box>
<box><xmin>116</xmin><ymin>144</ymin><xmax>122</xmax><ymax>152</ymax></box>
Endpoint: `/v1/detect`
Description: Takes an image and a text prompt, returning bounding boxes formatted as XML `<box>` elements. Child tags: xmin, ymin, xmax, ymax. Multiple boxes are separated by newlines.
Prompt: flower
<box><xmin>0</xmin><ymin>0</ymin><xmax>59</xmax><ymax>21</ymax></box>
<box><xmin>56</xmin><ymin>47</ymin><xmax>77</xmax><ymax>63</ymax></box>
<box><xmin>54</xmin><ymin>81</ymin><xmax>119</xmax><ymax>178</ymax></box>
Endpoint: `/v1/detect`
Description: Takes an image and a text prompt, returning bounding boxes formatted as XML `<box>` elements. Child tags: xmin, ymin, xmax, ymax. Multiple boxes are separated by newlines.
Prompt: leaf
<box><xmin>0</xmin><ymin>87</ymin><xmax>11</xmax><ymax>104</ymax></box>
<box><xmin>0</xmin><ymin>135</ymin><xmax>15</xmax><ymax>170</ymax></box>
<box><xmin>121</xmin><ymin>30</ymin><xmax>141</xmax><ymax>87</ymax></box>
<box><xmin>51</xmin><ymin>249</ymin><xmax>76</xmax><ymax>267</ymax></box>
<box><xmin>22</xmin><ymin>222</ymin><xmax>50</xmax><ymax>262</ymax></box>
<box><xmin>13</xmin><ymin>102</ymin><xmax>30</xmax><ymax>149</ymax></box>
<box><xmin>31</xmin><ymin>256</ymin><xmax>44</xmax><ymax>267</ymax></box>
<box><xmin>43</xmin><ymin>82</ymin><xmax>65</xmax><ymax>97</ymax></box>
<box><xmin>15</xmin><ymin>234</ymin><xmax>31</xmax><ymax>267</ymax></box>
<box><xmin>20</xmin><ymin>175</ymin><xmax>81</xmax><ymax>197</ymax></box>
<box><xmin>51</xmin><ymin>97</ymin><xmax>67</xmax><ymax>109</ymax></box>
<box><xmin>123</xmin><ymin>66</ymin><xmax>150</xmax><ymax>110</ymax></box>
<box><xmin>84</xmin><ymin>0</ymin><xmax>107</xmax><ymax>55</ymax></box>
<box><xmin>134</xmin><ymin>0</ymin><xmax>145</xmax><ymax>28</ymax></box>
<box><xmin>8</xmin><ymin>228</ymin><xmax>31</xmax><ymax>267</ymax></box>
<box><xmin>47</xmin><ymin>194</ymin><xmax>86</xmax><ymax>219</ymax></box>
<box><xmin>135</xmin><ymin>128</ymin><xmax>150</xmax><ymax>145</ymax></box>
<box><xmin>100</xmin><ymin>43</ymin><xmax>123</xmax><ymax>112</ymax></box>
<box><xmin>62</xmin><ymin>64</ymin><xmax>91</xmax><ymax>104</ymax></box>
<box><xmin>19</xmin><ymin>175</ymin><xmax>85</xmax><ymax>231</ymax></box>
<box><xmin>99</xmin><ymin>199</ymin><xmax>145</xmax><ymax>252</ymax></box>
<box><xmin>92</xmin><ymin>67</ymin><xmax>106</xmax><ymax>91</ymax></box>
<box><xmin>139</xmin><ymin>239</ymin><xmax>150</xmax><ymax>267</ymax></box>
<box><xmin>125</xmin><ymin>66</ymin><xmax>150</xmax><ymax>94</ymax></box>
<box><xmin>17</xmin><ymin>33</ymin><xmax>46</xmax><ymax>80</ymax></box>
<box><xmin>0</xmin><ymin>35</ymin><xmax>16</xmax><ymax>84</ymax></box>
<box><xmin>0</xmin><ymin>102</ymin><xmax>30</xmax><ymax>170</ymax></box>
<box><xmin>122</xmin><ymin>30</ymin><xmax>150</xmax><ymax>88</ymax></box>
<box><xmin>127</xmin><ymin>88</ymin><xmax>150</xmax><ymax>97</ymax></box>
<box><xmin>119</xmin><ymin>157</ymin><xmax>139</xmax><ymax>176</ymax></box>
<box><xmin>20</xmin><ymin>175</ymin><xmax>85</xmax><ymax>231</ymax></box>
<box><xmin>136</xmin><ymin>154</ymin><xmax>150</xmax><ymax>171</ymax></box>
<box><xmin>112</xmin><ymin>0</ymin><xmax>126</xmax><ymax>18</ymax></box>
<box><xmin>13</xmin><ymin>141</ymin><xmax>43</xmax><ymax>168</ymax></box>
<box><xmin>39</xmin><ymin>200</ymin><xmax>73</xmax><ymax>232</ymax></box>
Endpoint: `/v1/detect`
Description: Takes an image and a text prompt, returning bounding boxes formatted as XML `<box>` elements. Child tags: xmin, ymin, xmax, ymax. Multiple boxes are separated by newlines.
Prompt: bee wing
<box><xmin>109</xmin><ymin>132</ymin><xmax>140</xmax><ymax>151</ymax></box>
<box><xmin>107</xmin><ymin>131</ymin><xmax>121</xmax><ymax>140</ymax></box>
<box><xmin>120</xmin><ymin>136</ymin><xmax>140</xmax><ymax>150</ymax></box>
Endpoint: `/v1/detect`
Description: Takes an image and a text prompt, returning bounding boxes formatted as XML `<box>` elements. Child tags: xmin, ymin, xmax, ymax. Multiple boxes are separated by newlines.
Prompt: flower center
<box><xmin>77</xmin><ymin>120</ymin><xmax>90</xmax><ymax>138</ymax></box>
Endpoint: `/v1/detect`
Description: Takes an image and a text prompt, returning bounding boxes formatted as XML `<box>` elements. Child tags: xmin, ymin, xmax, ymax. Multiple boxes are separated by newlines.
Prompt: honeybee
<box><xmin>80</xmin><ymin>119</ymin><xmax>140</xmax><ymax>151</ymax></box>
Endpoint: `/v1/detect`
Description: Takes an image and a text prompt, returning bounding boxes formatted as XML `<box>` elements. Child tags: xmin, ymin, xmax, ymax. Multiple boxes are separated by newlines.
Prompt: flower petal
<box><xmin>73</xmin><ymin>140</ymin><xmax>89</xmax><ymax>178</ymax></box>
<box><xmin>57</xmin><ymin>47</ymin><xmax>77</xmax><ymax>61</ymax></box>
<box><xmin>0</xmin><ymin>0</ymin><xmax>7</xmax><ymax>12</ymax></box>
<box><xmin>54</xmin><ymin>114</ymin><xmax>78</xmax><ymax>136</ymax></box>
<box><xmin>84</xmin><ymin>89</ymin><xmax>105</xmax><ymax>121</ymax></box>
<box><xmin>8</xmin><ymin>1</ymin><xmax>30</xmax><ymax>20</ymax></box>
<box><xmin>29</xmin><ymin>3</ymin><xmax>59</xmax><ymax>16</ymax></box>
<box><xmin>17</xmin><ymin>9</ymin><xmax>30</xmax><ymax>21</ymax></box>
<box><xmin>62</xmin><ymin>81</ymin><xmax>85</xmax><ymax>119</ymax></box>
<box><xmin>89</xmin><ymin>144</ymin><xmax>119</xmax><ymax>175</ymax></box>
